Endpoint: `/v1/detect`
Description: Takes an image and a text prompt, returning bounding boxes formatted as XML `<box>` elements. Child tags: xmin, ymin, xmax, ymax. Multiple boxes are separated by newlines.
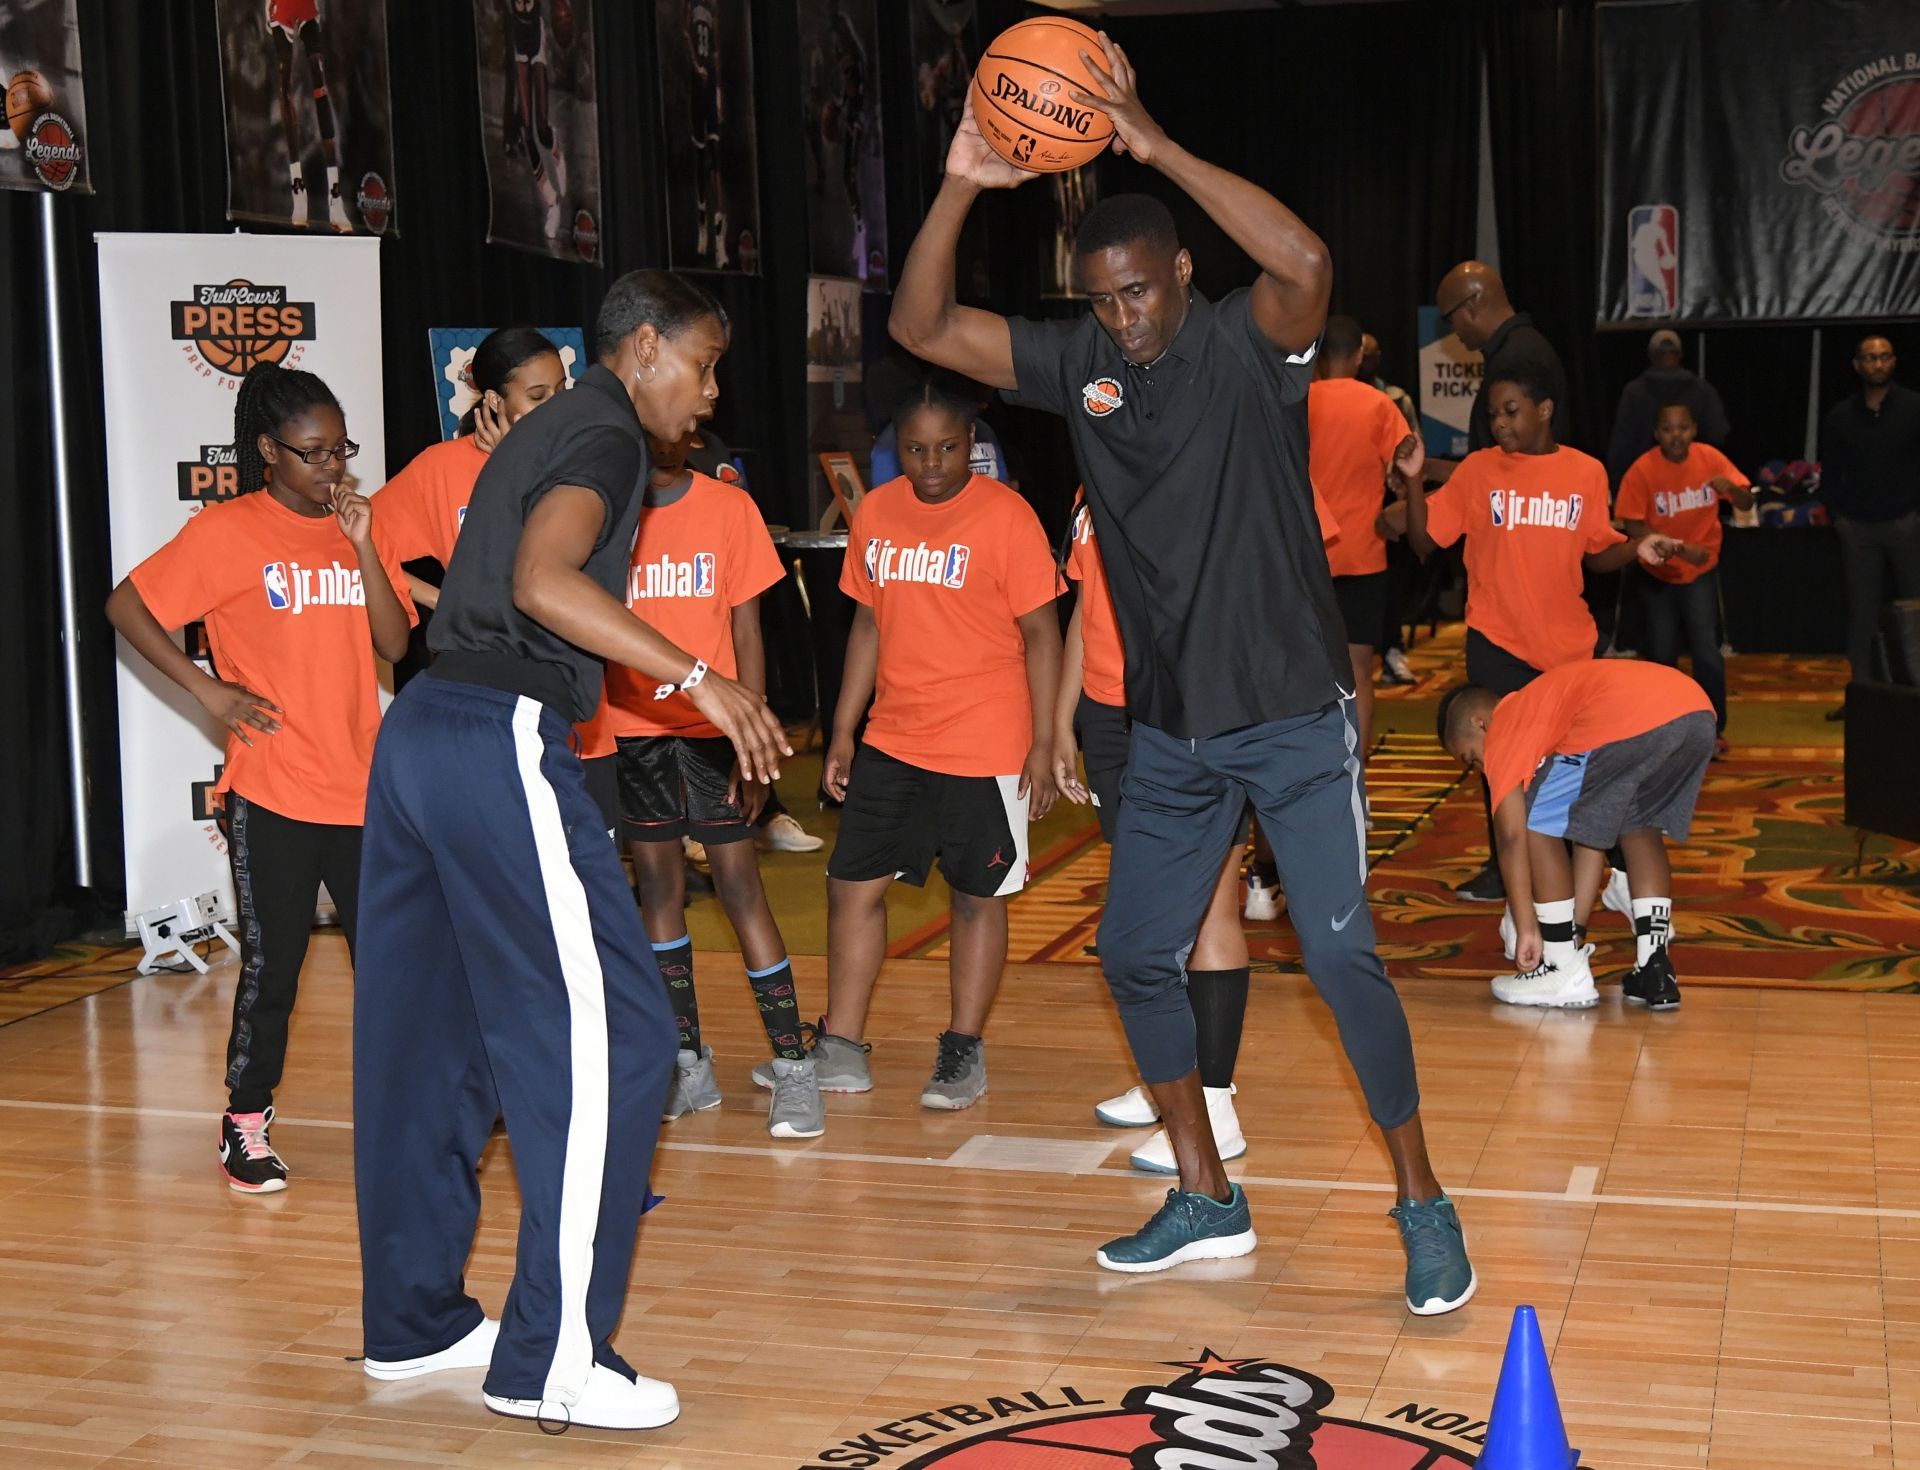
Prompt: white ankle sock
<box><xmin>1632</xmin><ymin>897</ymin><xmax>1671</xmax><ymax>967</ymax></box>
<box><xmin>1534</xmin><ymin>897</ymin><xmax>1577</xmax><ymax>969</ymax></box>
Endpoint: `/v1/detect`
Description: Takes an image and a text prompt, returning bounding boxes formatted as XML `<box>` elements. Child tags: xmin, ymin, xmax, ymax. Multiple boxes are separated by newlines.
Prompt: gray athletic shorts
<box><xmin>1523</xmin><ymin>711</ymin><xmax>1715</xmax><ymax>848</ymax></box>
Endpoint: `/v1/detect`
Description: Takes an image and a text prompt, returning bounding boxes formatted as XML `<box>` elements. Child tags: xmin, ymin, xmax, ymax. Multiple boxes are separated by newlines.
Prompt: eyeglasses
<box><xmin>1858</xmin><ymin>352</ymin><xmax>1895</xmax><ymax>364</ymax></box>
<box><xmin>268</xmin><ymin>434</ymin><xmax>360</xmax><ymax>465</ymax></box>
<box><xmin>1438</xmin><ymin>293</ymin><xmax>1477</xmax><ymax>326</ymax></box>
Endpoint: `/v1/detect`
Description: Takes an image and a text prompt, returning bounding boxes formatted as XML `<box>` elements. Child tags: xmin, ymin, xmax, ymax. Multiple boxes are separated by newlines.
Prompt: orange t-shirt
<box><xmin>1065</xmin><ymin>492</ymin><xmax>1126</xmax><ymax>708</ymax></box>
<box><xmin>842</xmin><ymin>475</ymin><xmax>1059</xmax><ymax>777</ymax></box>
<box><xmin>1614</xmin><ymin>443</ymin><xmax>1746</xmax><ymax>584</ymax></box>
<box><xmin>1484</xmin><ymin>659</ymin><xmax>1713</xmax><ymax>809</ymax></box>
<box><xmin>1424</xmin><ymin>446</ymin><xmax>1624</xmax><ymax>673</ymax></box>
<box><xmin>374</xmin><ymin>435</ymin><xmax>486</xmax><ymax>568</ymax></box>
<box><xmin>1308</xmin><ymin>377</ymin><xmax>1407</xmax><ymax>577</ymax></box>
<box><xmin>605</xmin><ymin>473</ymin><xmax>786</xmax><ymax>738</ymax></box>
<box><xmin>128</xmin><ymin>491</ymin><xmax>418</xmax><ymax>825</ymax></box>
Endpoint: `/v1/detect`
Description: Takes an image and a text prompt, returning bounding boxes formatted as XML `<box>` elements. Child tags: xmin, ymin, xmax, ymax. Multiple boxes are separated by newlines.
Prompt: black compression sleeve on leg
<box><xmin>1189</xmin><ymin>968</ymin><xmax>1251</xmax><ymax>1091</ymax></box>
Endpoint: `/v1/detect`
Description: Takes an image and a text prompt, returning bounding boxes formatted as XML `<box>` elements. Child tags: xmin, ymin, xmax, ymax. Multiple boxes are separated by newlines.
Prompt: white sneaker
<box><xmin>1602</xmin><ymin>868</ymin><xmax>1633</xmax><ymax>922</ymax></box>
<box><xmin>327</xmin><ymin>180</ymin><xmax>352</xmax><ymax>234</ymax></box>
<box><xmin>1384</xmin><ymin>647</ymin><xmax>1415</xmax><ymax>683</ymax></box>
<box><xmin>1093</xmin><ymin>1083</ymin><xmax>1160</xmax><ymax>1128</ymax></box>
<box><xmin>756</xmin><ymin>813</ymin><xmax>823</xmax><ymax>853</ymax></box>
<box><xmin>364</xmin><ymin>1318</ymin><xmax>499</xmax><ymax>1380</ymax></box>
<box><xmin>483</xmin><ymin>1362</ymin><xmax>679</xmax><ymax>1431</ymax></box>
<box><xmin>549</xmin><ymin>146</ymin><xmax>568</xmax><ymax>196</ymax></box>
<box><xmin>1500</xmin><ymin>905</ymin><xmax>1517</xmax><ymax>962</ymax></box>
<box><xmin>1130</xmin><ymin>1085</ymin><xmax>1247</xmax><ymax>1173</ymax></box>
<box><xmin>1492</xmin><ymin>945</ymin><xmax>1599</xmax><ymax>1009</ymax></box>
<box><xmin>1243</xmin><ymin>875</ymin><xmax>1281</xmax><ymax>922</ymax></box>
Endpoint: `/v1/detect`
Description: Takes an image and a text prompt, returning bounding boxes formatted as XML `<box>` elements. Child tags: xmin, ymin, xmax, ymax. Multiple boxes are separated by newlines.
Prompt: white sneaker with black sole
<box><xmin>1492</xmin><ymin>944</ymin><xmax>1599</xmax><ymax>1009</ymax></box>
<box><xmin>483</xmin><ymin>1362</ymin><xmax>679</xmax><ymax>1431</ymax></box>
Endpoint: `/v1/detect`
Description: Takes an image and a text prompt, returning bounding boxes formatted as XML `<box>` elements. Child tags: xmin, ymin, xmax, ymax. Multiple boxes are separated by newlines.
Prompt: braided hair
<box><xmin>457</xmin><ymin>326</ymin><xmax>560</xmax><ymax>435</ymax></box>
<box><xmin>889</xmin><ymin>375</ymin><xmax>979</xmax><ymax>436</ymax></box>
<box><xmin>234</xmin><ymin>362</ymin><xmax>341</xmax><ymax>495</ymax></box>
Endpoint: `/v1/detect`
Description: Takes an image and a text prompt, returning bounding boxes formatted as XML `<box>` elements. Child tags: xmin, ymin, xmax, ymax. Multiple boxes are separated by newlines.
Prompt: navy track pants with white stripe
<box><xmin>354</xmin><ymin>673</ymin><xmax>677</xmax><ymax>1406</ymax></box>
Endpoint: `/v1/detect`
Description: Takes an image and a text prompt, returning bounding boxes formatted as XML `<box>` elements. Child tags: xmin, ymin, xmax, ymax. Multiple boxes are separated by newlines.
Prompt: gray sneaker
<box><xmin>663</xmin><ymin>1045</ymin><xmax>722</xmax><ymax>1121</ymax></box>
<box><xmin>752</xmin><ymin>1021</ymin><xmax>873</xmax><ymax>1093</ymax></box>
<box><xmin>766</xmin><ymin>1056</ymin><xmax>826</xmax><ymax>1139</ymax></box>
<box><xmin>919</xmin><ymin>1031</ymin><xmax>986</xmax><ymax>1110</ymax></box>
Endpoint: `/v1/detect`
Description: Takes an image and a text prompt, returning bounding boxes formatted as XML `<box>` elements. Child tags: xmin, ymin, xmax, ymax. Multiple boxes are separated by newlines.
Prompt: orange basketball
<box><xmin>6</xmin><ymin>69</ymin><xmax>54</xmax><ymax>143</ymax></box>
<box><xmin>970</xmin><ymin>17</ymin><xmax>1113</xmax><ymax>173</ymax></box>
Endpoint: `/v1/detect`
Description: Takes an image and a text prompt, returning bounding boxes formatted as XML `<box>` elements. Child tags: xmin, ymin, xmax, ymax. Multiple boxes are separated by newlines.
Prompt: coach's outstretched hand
<box><xmin>946</xmin><ymin>93</ymin><xmax>1042</xmax><ymax>190</ymax></box>
<box><xmin>690</xmin><ymin>674</ymin><xmax>792</xmax><ymax>788</ymax></box>
<box><xmin>1072</xmin><ymin>33</ymin><xmax>1165</xmax><ymax>164</ymax></box>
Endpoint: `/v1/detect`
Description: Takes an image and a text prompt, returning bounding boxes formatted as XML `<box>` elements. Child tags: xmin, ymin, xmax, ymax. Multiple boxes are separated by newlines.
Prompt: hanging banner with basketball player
<box><xmin>805</xmin><ymin>276</ymin><xmax>867</xmax><ymax>525</ymax></box>
<box><xmin>656</xmin><ymin>0</ymin><xmax>760</xmax><ymax>273</ymax></box>
<box><xmin>213</xmin><ymin>0</ymin><xmax>397</xmax><ymax>234</ymax></box>
<box><xmin>1045</xmin><ymin>166</ymin><xmax>1097</xmax><ymax>298</ymax></box>
<box><xmin>1596</xmin><ymin>0</ymin><xmax>1920</xmax><ymax>323</ymax></box>
<box><xmin>426</xmin><ymin>325</ymin><xmax>587</xmax><ymax>441</ymax></box>
<box><xmin>97</xmin><ymin>233</ymin><xmax>387</xmax><ymax>923</ymax></box>
<box><xmin>798</xmin><ymin>0</ymin><xmax>886</xmax><ymax>286</ymax></box>
<box><xmin>473</xmin><ymin>0</ymin><xmax>603</xmax><ymax>263</ymax></box>
<box><xmin>0</xmin><ymin>0</ymin><xmax>91</xmax><ymax>194</ymax></box>
<box><xmin>909</xmin><ymin>0</ymin><xmax>989</xmax><ymax>298</ymax></box>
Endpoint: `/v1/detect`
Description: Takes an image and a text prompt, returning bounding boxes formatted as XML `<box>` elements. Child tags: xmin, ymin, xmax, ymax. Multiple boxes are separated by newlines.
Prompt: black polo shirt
<box><xmin>1820</xmin><ymin>383</ymin><xmax>1920</xmax><ymax>523</ymax></box>
<box><xmin>430</xmin><ymin>363</ymin><xmax>649</xmax><ymax>722</ymax></box>
<box><xmin>1008</xmin><ymin>288</ymin><xmax>1349</xmax><ymax>739</ymax></box>
<box><xmin>1470</xmin><ymin>311</ymin><xmax>1566</xmax><ymax>452</ymax></box>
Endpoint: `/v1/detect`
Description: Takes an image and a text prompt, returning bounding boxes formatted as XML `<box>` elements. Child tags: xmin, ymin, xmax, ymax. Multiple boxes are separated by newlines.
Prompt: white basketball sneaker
<box><xmin>1093</xmin><ymin>1083</ymin><xmax>1160</xmax><ymax>1128</ymax></box>
<box><xmin>1130</xmin><ymin>1085</ymin><xmax>1247</xmax><ymax>1174</ymax></box>
<box><xmin>1492</xmin><ymin>945</ymin><xmax>1599</xmax><ymax>1009</ymax></box>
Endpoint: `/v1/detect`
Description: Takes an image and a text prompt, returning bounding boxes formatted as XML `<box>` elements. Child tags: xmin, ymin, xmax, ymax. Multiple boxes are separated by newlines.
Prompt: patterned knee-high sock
<box><xmin>748</xmin><ymin>959</ymin><xmax>805</xmax><ymax>1061</ymax></box>
<box><xmin>653</xmin><ymin>936</ymin><xmax>699</xmax><ymax>1053</ymax></box>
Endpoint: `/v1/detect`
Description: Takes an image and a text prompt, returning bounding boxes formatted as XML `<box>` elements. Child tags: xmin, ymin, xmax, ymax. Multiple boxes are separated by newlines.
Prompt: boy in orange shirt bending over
<box><xmin>1614</xmin><ymin>400</ymin><xmax>1754</xmax><ymax>754</ymax></box>
<box><xmin>1437</xmin><ymin>661</ymin><xmax>1715</xmax><ymax>1011</ymax></box>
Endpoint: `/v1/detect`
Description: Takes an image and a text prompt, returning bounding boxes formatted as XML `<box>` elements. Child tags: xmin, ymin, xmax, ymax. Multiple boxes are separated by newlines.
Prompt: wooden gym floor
<box><xmin>6</xmin><ymin>938</ymin><xmax>1920</xmax><ymax>1468</ymax></box>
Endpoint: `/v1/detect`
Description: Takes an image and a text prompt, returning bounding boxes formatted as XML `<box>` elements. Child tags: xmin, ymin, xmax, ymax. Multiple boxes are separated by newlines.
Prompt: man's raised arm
<box><xmin>1073</xmin><ymin>33</ymin><xmax>1329</xmax><ymax>354</ymax></box>
<box><xmin>888</xmin><ymin>96</ymin><xmax>1037</xmax><ymax>391</ymax></box>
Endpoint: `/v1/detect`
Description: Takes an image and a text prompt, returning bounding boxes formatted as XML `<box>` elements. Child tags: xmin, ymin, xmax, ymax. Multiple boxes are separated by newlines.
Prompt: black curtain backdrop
<box><xmin>0</xmin><ymin>0</ymin><xmax>1883</xmax><ymax>958</ymax></box>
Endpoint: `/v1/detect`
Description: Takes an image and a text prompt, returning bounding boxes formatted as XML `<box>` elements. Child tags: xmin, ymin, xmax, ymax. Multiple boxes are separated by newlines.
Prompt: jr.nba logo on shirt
<box><xmin>866</xmin><ymin>538</ymin><xmax>974</xmax><ymax>589</ymax></box>
<box><xmin>1627</xmin><ymin>204</ymin><xmax>1679</xmax><ymax>317</ymax></box>
<box><xmin>1490</xmin><ymin>489</ymin><xmax>1585</xmax><ymax>530</ymax></box>
<box><xmin>943</xmin><ymin>545</ymin><xmax>970</xmax><ymax>587</ymax></box>
<box><xmin>261</xmin><ymin>559</ymin><xmax>367</xmax><ymax>613</ymax></box>
<box><xmin>1654</xmin><ymin>484</ymin><xmax>1718</xmax><ymax>517</ymax></box>
<box><xmin>629</xmin><ymin>552</ymin><xmax>719</xmax><ymax>601</ymax></box>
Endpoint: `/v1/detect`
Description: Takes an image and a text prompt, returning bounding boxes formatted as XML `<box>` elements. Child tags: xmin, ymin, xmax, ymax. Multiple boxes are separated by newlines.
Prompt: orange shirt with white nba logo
<box><xmin>128</xmin><ymin>491</ymin><xmax>418</xmax><ymax>825</ymax></box>
<box><xmin>842</xmin><ymin>474</ymin><xmax>1059</xmax><ymax>778</ymax></box>
<box><xmin>374</xmin><ymin>435</ymin><xmax>486</xmax><ymax>568</ymax></box>
<box><xmin>604</xmin><ymin>472</ymin><xmax>786</xmax><ymax>738</ymax></box>
<box><xmin>1423</xmin><ymin>446</ymin><xmax>1624</xmax><ymax>673</ymax></box>
<box><xmin>1614</xmin><ymin>442</ymin><xmax>1747</xmax><ymax>585</ymax></box>
<box><xmin>1484</xmin><ymin>659</ymin><xmax>1713</xmax><ymax>810</ymax></box>
<box><xmin>1066</xmin><ymin>492</ymin><xmax>1127</xmax><ymax>708</ymax></box>
<box><xmin>1308</xmin><ymin>377</ymin><xmax>1407</xmax><ymax>577</ymax></box>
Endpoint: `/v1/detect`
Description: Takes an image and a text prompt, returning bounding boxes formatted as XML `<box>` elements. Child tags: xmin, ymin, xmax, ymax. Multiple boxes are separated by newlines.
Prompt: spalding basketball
<box><xmin>6</xmin><ymin>69</ymin><xmax>54</xmax><ymax>143</ymax></box>
<box><xmin>970</xmin><ymin>17</ymin><xmax>1113</xmax><ymax>173</ymax></box>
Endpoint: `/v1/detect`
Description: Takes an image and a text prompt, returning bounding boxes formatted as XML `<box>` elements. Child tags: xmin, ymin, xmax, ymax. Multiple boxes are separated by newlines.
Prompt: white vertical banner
<box><xmin>97</xmin><ymin>234</ymin><xmax>385</xmax><ymax>923</ymax></box>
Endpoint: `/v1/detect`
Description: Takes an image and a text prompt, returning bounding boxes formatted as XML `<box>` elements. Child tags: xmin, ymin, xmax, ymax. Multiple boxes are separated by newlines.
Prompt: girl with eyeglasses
<box><xmin>106</xmin><ymin>360</ymin><xmax>415</xmax><ymax>1195</ymax></box>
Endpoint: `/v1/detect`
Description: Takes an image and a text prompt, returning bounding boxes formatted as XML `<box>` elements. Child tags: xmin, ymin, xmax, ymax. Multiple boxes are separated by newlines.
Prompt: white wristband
<box><xmin>653</xmin><ymin>658</ymin><xmax>709</xmax><ymax>701</ymax></box>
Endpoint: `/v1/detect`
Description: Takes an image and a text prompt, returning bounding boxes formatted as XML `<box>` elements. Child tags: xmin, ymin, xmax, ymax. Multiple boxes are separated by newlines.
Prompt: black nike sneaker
<box><xmin>1622</xmin><ymin>948</ymin><xmax>1682</xmax><ymax>1010</ymax></box>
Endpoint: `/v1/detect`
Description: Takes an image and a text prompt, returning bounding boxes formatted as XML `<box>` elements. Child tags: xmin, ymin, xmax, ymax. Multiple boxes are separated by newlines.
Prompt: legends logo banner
<box><xmin>802</xmin><ymin>1352</ymin><xmax>1475</xmax><ymax>1469</ymax></box>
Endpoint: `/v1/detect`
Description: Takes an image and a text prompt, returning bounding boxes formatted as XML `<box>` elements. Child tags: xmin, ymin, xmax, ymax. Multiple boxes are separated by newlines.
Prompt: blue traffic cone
<box><xmin>1475</xmin><ymin>1305</ymin><xmax>1578</xmax><ymax>1468</ymax></box>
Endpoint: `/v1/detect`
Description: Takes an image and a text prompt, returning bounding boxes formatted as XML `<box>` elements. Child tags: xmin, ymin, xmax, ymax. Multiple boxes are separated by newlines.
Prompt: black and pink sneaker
<box><xmin>219</xmin><ymin>1107</ymin><xmax>288</xmax><ymax>1193</ymax></box>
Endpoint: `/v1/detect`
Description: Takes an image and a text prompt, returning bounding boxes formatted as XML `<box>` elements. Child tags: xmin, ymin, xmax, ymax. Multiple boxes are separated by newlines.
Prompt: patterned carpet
<box><xmin>894</xmin><ymin>733</ymin><xmax>1920</xmax><ymax>994</ymax></box>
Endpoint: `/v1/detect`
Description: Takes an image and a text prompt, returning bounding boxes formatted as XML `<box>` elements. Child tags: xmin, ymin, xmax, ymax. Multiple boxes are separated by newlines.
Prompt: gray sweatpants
<box><xmin>1097</xmin><ymin>701</ymin><xmax>1420</xmax><ymax>1130</ymax></box>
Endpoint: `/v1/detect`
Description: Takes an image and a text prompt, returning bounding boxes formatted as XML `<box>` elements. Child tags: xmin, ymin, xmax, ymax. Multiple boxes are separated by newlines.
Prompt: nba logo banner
<box><xmin>1627</xmin><ymin>204</ymin><xmax>1679</xmax><ymax>317</ymax></box>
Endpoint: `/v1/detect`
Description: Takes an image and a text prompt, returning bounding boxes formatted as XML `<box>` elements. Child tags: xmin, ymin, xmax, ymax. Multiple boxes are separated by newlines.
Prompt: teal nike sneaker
<box><xmin>1095</xmin><ymin>1185</ymin><xmax>1256</xmax><ymax>1274</ymax></box>
<box><xmin>1391</xmin><ymin>1195</ymin><xmax>1476</xmax><ymax>1315</ymax></box>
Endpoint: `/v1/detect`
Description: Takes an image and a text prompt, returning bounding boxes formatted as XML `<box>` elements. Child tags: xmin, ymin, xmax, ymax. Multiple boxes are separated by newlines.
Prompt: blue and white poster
<box><xmin>1416</xmin><ymin>304</ymin><xmax>1483</xmax><ymax>460</ymax></box>
<box><xmin>426</xmin><ymin>326</ymin><xmax>587</xmax><ymax>441</ymax></box>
